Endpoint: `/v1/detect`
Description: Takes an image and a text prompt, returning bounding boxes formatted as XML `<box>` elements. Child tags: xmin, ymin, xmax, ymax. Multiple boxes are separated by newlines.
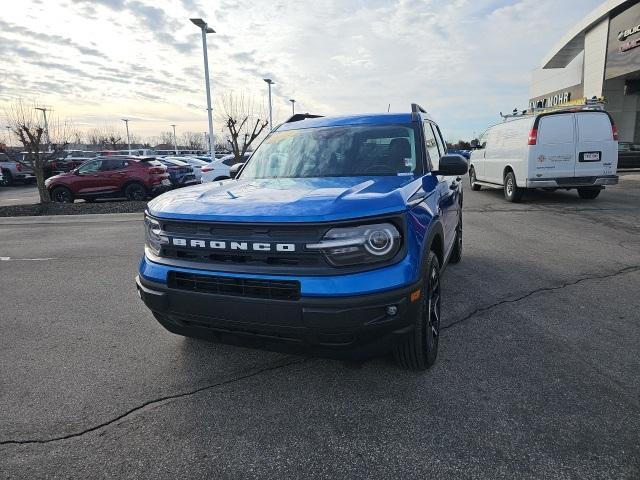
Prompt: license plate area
<box><xmin>580</xmin><ymin>151</ymin><xmax>601</xmax><ymax>162</ymax></box>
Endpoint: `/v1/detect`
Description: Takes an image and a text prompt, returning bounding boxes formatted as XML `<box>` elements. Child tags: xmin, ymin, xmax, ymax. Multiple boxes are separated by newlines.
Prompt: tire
<box><xmin>2</xmin><ymin>170</ymin><xmax>12</xmax><ymax>186</ymax></box>
<box><xmin>51</xmin><ymin>186</ymin><xmax>74</xmax><ymax>203</ymax></box>
<box><xmin>124</xmin><ymin>182</ymin><xmax>147</xmax><ymax>201</ymax></box>
<box><xmin>469</xmin><ymin>168</ymin><xmax>481</xmax><ymax>191</ymax></box>
<box><xmin>504</xmin><ymin>171</ymin><xmax>524</xmax><ymax>203</ymax></box>
<box><xmin>577</xmin><ymin>187</ymin><xmax>601</xmax><ymax>200</ymax></box>
<box><xmin>394</xmin><ymin>251</ymin><xmax>441</xmax><ymax>371</ymax></box>
<box><xmin>448</xmin><ymin>210</ymin><xmax>462</xmax><ymax>264</ymax></box>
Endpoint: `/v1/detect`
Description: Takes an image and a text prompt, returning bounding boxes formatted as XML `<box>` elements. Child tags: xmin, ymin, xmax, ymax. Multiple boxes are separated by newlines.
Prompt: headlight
<box><xmin>144</xmin><ymin>214</ymin><xmax>168</xmax><ymax>255</ymax></box>
<box><xmin>306</xmin><ymin>223</ymin><xmax>401</xmax><ymax>266</ymax></box>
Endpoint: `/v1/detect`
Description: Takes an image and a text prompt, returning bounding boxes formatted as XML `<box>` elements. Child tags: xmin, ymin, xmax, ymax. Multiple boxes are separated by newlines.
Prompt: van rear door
<box><xmin>574</xmin><ymin>112</ymin><xmax>617</xmax><ymax>178</ymax></box>
<box><xmin>535</xmin><ymin>113</ymin><xmax>576</xmax><ymax>179</ymax></box>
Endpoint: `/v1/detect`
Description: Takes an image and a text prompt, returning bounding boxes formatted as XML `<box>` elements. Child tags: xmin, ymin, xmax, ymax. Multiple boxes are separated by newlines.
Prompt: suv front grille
<box><xmin>169</xmin><ymin>271</ymin><xmax>301</xmax><ymax>300</ymax></box>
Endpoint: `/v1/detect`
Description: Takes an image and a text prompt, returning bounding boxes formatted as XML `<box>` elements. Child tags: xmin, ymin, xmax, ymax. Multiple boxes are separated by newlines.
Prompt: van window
<box><xmin>577</xmin><ymin>113</ymin><xmax>612</xmax><ymax>142</ymax></box>
<box><xmin>423</xmin><ymin>122</ymin><xmax>441</xmax><ymax>170</ymax></box>
<box><xmin>538</xmin><ymin>114</ymin><xmax>574</xmax><ymax>144</ymax></box>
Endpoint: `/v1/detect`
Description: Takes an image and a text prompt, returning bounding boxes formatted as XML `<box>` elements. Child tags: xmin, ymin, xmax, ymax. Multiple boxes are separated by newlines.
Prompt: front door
<box><xmin>74</xmin><ymin>160</ymin><xmax>105</xmax><ymax>194</ymax></box>
<box><xmin>424</xmin><ymin>122</ymin><xmax>459</xmax><ymax>253</ymax></box>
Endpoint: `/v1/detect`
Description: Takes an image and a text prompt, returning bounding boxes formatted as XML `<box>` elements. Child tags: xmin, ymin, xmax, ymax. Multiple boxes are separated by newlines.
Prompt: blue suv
<box><xmin>136</xmin><ymin>104</ymin><xmax>468</xmax><ymax>370</ymax></box>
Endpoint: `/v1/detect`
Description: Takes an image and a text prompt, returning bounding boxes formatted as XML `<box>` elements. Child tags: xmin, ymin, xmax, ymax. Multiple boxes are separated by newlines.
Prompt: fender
<box><xmin>418</xmin><ymin>218</ymin><xmax>445</xmax><ymax>278</ymax></box>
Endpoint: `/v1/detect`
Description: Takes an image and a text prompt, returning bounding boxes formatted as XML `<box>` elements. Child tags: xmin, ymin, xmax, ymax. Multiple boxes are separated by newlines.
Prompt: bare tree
<box><xmin>5</xmin><ymin>99</ymin><xmax>75</xmax><ymax>203</ymax></box>
<box><xmin>217</xmin><ymin>91</ymin><xmax>269</xmax><ymax>163</ymax></box>
<box><xmin>159</xmin><ymin>131</ymin><xmax>174</xmax><ymax>146</ymax></box>
<box><xmin>181</xmin><ymin>131</ymin><xmax>204</xmax><ymax>150</ymax></box>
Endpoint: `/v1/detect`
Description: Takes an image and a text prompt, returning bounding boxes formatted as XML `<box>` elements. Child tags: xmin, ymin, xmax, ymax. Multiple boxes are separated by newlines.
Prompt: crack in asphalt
<box><xmin>0</xmin><ymin>357</ymin><xmax>307</xmax><ymax>447</ymax></box>
<box><xmin>442</xmin><ymin>265</ymin><xmax>640</xmax><ymax>332</ymax></box>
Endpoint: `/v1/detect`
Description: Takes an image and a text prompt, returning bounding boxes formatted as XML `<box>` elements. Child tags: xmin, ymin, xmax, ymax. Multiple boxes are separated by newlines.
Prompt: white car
<box><xmin>200</xmin><ymin>153</ymin><xmax>251</xmax><ymax>182</ymax></box>
<box><xmin>469</xmin><ymin>106</ymin><xmax>618</xmax><ymax>201</ymax></box>
<box><xmin>161</xmin><ymin>156</ymin><xmax>208</xmax><ymax>182</ymax></box>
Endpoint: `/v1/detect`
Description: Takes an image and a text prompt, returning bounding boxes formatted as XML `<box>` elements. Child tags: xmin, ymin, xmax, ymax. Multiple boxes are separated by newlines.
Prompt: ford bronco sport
<box><xmin>136</xmin><ymin>104</ymin><xmax>468</xmax><ymax>370</ymax></box>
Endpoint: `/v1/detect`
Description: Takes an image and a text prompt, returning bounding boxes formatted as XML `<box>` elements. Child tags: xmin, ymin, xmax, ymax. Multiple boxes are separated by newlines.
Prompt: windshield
<box><xmin>240</xmin><ymin>124</ymin><xmax>422</xmax><ymax>179</ymax></box>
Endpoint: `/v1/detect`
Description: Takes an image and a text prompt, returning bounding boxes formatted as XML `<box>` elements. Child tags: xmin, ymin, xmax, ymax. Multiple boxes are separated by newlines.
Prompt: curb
<box><xmin>0</xmin><ymin>212</ymin><xmax>143</xmax><ymax>225</ymax></box>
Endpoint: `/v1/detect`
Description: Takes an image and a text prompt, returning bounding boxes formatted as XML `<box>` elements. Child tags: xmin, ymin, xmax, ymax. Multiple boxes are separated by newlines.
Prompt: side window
<box><xmin>78</xmin><ymin>160</ymin><xmax>102</xmax><ymax>174</ymax></box>
<box><xmin>431</xmin><ymin>124</ymin><xmax>446</xmax><ymax>157</ymax></box>
<box><xmin>423</xmin><ymin>122</ymin><xmax>441</xmax><ymax>170</ymax></box>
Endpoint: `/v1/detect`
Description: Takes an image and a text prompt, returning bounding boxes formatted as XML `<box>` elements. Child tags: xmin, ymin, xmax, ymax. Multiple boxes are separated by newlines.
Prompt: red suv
<box><xmin>45</xmin><ymin>156</ymin><xmax>170</xmax><ymax>203</ymax></box>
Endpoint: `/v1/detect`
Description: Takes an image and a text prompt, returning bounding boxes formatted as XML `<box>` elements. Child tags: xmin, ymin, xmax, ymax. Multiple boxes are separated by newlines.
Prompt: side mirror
<box><xmin>229</xmin><ymin>162</ymin><xmax>245</xmax><ymax>179</ymax></box>
<box><xmin>433</xmin><ymin>154</ymin><xmax>469</xmax><ymax>176</ymax></box>
<box><xmin>73</xmin><ymin>169</ymin><xmax>81</xmax><ymax>175</ymax></box>
<box><xmin>470</xmin><ymin>139</ymin><xmax>479</xmax><ymax>149</ymax></box>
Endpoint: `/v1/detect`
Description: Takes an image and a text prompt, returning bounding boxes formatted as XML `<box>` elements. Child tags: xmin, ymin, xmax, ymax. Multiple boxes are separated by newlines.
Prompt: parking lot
<box><xmin>1</xmin><ymin>173</ymin><xmax>639</xmax><ymax>479</ymax></box>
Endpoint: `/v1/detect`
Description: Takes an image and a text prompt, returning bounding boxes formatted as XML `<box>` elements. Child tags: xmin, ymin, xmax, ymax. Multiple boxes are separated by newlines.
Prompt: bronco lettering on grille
<box><xmin>171</xmin><ymin>238</ymin><xmax>296</xmax><ymax>252</ymax></box>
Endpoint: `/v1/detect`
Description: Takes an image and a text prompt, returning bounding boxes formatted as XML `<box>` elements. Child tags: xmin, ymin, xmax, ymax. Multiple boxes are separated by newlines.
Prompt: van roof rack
<box><xmin>500</xmin><ymin>98</ymin><xmax>606</xmax><ymax>122</ymax></box>
<box><xmin>284</xmin><ymin>113</ymin><xmax>324</xmax><ymax>123</ymax></box>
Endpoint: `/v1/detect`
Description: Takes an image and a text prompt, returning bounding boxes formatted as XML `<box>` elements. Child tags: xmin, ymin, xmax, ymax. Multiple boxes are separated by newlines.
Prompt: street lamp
<box><xmin>121</xmin><ymin>118</ymin><xmax>131</xmax><ymax>155</ymax></box>
<box><xmin>263</xmin><ymin>78</ymin><xmax>274</xmax><ymax>130</ymax></box>
<box><xmin>171</xmin><ymin>124</ymin><xmax>178</xmax><ymax>155</ymax></box>
<box><xmin>35</xmin><ymin>107</ymin><xmax>50</xmax><ymax>151</ymax></box>
<box><xmin>190</xmin><ymin>17</ymin><xmax>216</xmax><ymax>159</ymax></box>
<box><xmin>289</xmin><ymin>99</ymin><xmax>296</xmax><ymax>115</ymax></box>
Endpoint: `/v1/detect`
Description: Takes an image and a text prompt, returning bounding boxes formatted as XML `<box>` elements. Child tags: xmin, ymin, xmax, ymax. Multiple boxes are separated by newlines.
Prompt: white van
<box><xmin>469</xmin><ymin>108</ymin><xmax>618</xmax><ymax>201</ymax></box>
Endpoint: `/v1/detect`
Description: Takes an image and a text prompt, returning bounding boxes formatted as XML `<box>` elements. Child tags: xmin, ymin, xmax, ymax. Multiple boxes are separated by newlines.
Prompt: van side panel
<box><xmin>483</xmin><ymin>117</ymin><xmax>532</xmax><ymax>185</ymax></box>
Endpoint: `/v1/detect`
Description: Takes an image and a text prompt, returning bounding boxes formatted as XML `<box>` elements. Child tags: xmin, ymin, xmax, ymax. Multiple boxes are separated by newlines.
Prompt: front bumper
<box><xmin>136</xmin><ymin>275</ymin><xmax>421</xmax><ymax>359</ymax></box>
<box><xmin>527</xmin><ymin>175</ymin><xmax>618</xmax><ymax>188</ymax></box>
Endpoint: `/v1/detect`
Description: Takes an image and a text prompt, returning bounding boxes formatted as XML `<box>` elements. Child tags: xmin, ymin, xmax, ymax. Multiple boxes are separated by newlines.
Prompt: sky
<box><xmin>0</xmin><ymin>0</ymin><xmax>604</xmax><ymax>144</ymax></box>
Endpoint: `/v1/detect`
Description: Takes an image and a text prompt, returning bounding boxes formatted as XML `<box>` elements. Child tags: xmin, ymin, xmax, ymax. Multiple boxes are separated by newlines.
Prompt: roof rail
<box><xmin>284</xmin><ymin>113</ymin><xmax>323</xmax><ymax>124</ymax></box>
<box><xmin>411</xmin><ymin>103</ymin><xmax>427</xmax><ymax>121</ymax></box>
<box><xmin>500</xmin><ymin>98</ymin><xmax>606</xmax><ymax>122</ymax></box>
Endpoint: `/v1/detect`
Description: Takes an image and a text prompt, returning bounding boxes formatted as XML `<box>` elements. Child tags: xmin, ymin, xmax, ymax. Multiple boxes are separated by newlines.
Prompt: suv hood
<box><xmin>148</xmin><ymin>176</ymin><xmax>421</xmax><ymax>222</ymax></box>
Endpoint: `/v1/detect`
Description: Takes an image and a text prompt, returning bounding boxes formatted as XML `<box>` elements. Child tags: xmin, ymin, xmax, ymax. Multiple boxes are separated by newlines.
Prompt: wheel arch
<box><xmin>419</xmin><ymin>220</ymin><xmax>445</xmax><ymax>277</ymax></box>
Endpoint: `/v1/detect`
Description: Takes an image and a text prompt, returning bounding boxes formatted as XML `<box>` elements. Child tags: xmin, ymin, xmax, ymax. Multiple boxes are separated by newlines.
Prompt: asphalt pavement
<box><xmin>1</xmin><ymin>174</ymin><xmax>639</xmax><ymax>479</ymax></box>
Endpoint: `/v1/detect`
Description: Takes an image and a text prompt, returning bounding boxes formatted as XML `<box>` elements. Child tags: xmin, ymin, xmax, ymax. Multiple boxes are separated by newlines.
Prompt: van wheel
<box><xmin>577</xmin><ymin>187</ymin><xmax>601</xmax><ymax>200</ymax></box>
<box><xmin>504</xmin><ymin>171</ymin><xmax>523</xmax><ymax>203</ymax></box>
<box><xmin>469</xmin><ymin>168</ymin><xmax>481</xmax><ymax>191</ymax></box>
<box><xmin>394</xmin><ymin>251</ymin><xmax>440</xmax><ymax>371</ymax></box>
<box><xmin>124</xmin><ymin>182</ymin><xmax>147</xmax><ymax>201</ymax></box>
<box><xmin>448</xmin><ymin>210</ymin><xmax>462</xmax><ymax>264</ymax></box>
<box><xmin>51</xmin><ymin>186</ymin><xmax>74</xmax><ymax>203</ymax></box>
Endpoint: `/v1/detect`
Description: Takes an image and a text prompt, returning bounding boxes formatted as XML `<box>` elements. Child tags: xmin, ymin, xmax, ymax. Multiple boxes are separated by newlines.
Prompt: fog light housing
<box><xmin>386</xmin><ymin>305</ymin><xmax>398</xmax><ymax>316</ymax></box>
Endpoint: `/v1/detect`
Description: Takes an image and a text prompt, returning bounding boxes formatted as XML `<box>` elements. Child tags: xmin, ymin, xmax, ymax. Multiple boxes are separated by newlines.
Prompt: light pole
<box><xmin>263</xmin><ymin>78</ymin><xmax>274</xmax><ymax>130</ymax></box>
<box><xmin>190</xmin><ymin>18</ymin><xmax>216</xmax><ymax>159</ymax></box>
<box><xmin>289</xmin><ymin>99</ymin><xmax>296</xmax><ymax>115</ymax></box>
<box><xmin>171</xmin><ymin>124</ymin><xmax>178</xmax><ymax>155</ymax></box>
<box><xmin>121</xmin><ymin>118</ymin><xmax>131</xmax><ymax>155</ymax></box>
<box><xmin>35</xmin><ymin>107</ymin><xmax>50</xmax><ymax>151</ymax></box>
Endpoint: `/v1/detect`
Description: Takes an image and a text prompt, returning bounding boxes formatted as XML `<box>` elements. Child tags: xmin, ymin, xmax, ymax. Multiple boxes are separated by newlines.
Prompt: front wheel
<box><xmin>504</xmin><ymin>171</ymin><xmax>524</xmax><ymax>203</ymax></box>
<box><xmin>2</xmin><ymin>170</ymin><xmax>12</xmax><ymax>186</ymax></box>
<box><xmin>394</xmin><ymin>251</ymin><xmax>441</xmax><ymax>371</ymax></box>
<box><xmin>51</xmin><ymin>186</ymin><xmax>74</xmax><ymax>203</ymax></box>
<box><xmin>469</xmin><ymin>168</ymin><xmax>481</xmax><ymax>191</ymax></box>
<box><xmin>577</xmin><ymin>187</ymin><xmax>601</xmax><ymax>199</ymax></box>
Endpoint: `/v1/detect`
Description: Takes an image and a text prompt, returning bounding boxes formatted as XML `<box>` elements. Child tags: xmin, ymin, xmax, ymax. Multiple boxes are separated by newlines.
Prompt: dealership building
<box><xmin>529</xmin><ymin>0</ymin><xmax>640</xmax><ymax>142</ymax></box>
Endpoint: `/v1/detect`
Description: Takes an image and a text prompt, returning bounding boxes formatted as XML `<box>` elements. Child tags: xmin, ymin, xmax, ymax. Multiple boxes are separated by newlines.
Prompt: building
<box><xmin>529</xmin><ymin>0</ymin><xmax>640</xmax><ymax>142</ymax></box>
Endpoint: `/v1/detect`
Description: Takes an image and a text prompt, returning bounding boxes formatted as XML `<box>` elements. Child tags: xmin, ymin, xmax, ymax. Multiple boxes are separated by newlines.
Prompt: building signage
<box><xmin>529</xmin><ymin>85</ymin><xmax>583</xmax><ymax>110</ymax></box>
<box><xmin>618</xmin><ymin>24</ymin><xmax>640</xmax><ymax>41</ymax></box>
<box><xmin>606</xmin><ymin>1</ymin><xmax>640</xmax><ymax>80</ymax></box>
